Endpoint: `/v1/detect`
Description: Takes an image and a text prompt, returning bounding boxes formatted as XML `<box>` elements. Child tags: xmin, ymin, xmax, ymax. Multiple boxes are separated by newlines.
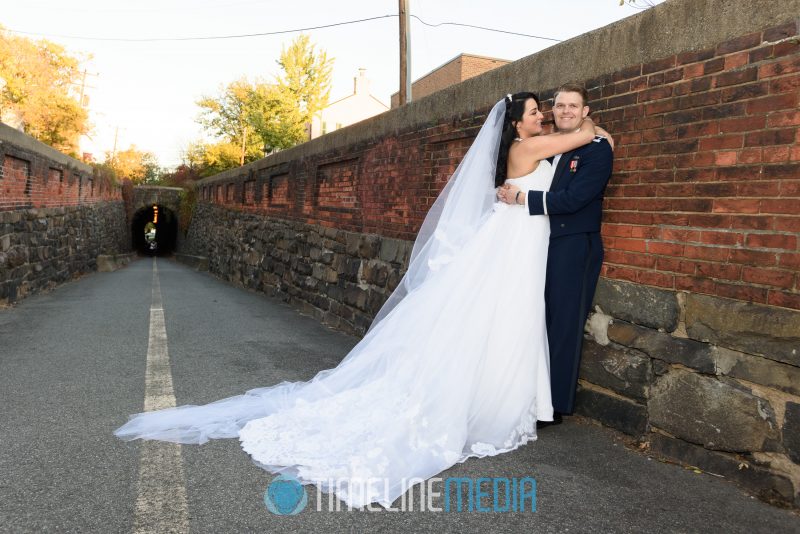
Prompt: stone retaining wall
<box><xmin>578</xmin><ymin>280</ymin><xmax>800</xmax><ymax>506</ymax></box>
<box><xmin>0</xmin><ymin>204</ymin><xmax>129</xmax><ymax>305</ymax></box>
<box><xmin>184</xmin><ymin>203</ymin><xmax>411</xmax><ymax>335</ymax></box>
<box><xmin>0</xmin><ymin>126</ymin><xmax>129</xmax><ymax>305</ymax></box>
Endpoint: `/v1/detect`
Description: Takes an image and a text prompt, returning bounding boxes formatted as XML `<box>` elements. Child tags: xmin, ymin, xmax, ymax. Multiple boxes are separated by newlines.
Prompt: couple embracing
<box><xmin>115</xmin><ymin>83</ymin><xmax>614</xmax><ymax>508</ymax></box>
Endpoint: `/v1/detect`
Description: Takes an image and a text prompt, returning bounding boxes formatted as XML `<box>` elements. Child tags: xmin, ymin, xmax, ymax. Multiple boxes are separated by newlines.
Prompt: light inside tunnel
<box><xmin>132</xmin><ymin>204</ymin><xmax>177</xmax><ymax>256</ymax></box>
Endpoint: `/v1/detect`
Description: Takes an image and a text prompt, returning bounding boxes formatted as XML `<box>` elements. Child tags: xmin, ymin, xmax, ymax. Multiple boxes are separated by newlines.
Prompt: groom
<box><xmin>500</xmin><ymin>83</ymin><xmax>614</xmax><ymax>424</ymax></box>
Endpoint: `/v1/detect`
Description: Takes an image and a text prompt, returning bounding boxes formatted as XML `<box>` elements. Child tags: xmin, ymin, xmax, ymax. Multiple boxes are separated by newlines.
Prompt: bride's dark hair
<box><xmin>494</xmin><ymin>92</ymin><xmax>540</xmax><ymax>188</ymax></box>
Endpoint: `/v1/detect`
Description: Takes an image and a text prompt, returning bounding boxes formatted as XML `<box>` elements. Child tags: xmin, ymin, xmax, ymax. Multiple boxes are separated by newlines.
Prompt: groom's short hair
<box><xmin>554</xmin><ymin>83</ymin><xmax>589</xmax><ymax>107</ymax></box>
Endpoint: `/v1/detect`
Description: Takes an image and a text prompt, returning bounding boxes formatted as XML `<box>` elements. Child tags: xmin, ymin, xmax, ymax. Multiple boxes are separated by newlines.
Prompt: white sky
<box><xmin>2</xmin><ymin>0</ymin><xmax>663</xmax><ymax>167</ymax></box>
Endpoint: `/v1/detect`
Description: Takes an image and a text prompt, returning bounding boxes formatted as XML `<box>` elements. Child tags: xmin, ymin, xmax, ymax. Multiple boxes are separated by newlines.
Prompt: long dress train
<box><xmin>115</xmin><ymin>161</ymin><xmax>555</xmax><ymax>508</ymax></box>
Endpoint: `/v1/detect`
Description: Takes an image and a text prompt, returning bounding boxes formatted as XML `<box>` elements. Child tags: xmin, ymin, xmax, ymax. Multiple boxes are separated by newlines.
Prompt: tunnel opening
<box><xmin>132</xmin><ymin>204</ymin><xmax>178</xmax><ymax>256</ymax></box>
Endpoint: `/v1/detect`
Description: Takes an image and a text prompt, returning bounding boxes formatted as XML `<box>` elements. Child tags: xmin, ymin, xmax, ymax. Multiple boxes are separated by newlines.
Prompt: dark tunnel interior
<box><xmin>132</xmin><ymin>205</ymin><xmax>178</xmax><ymax>256</ymax></box>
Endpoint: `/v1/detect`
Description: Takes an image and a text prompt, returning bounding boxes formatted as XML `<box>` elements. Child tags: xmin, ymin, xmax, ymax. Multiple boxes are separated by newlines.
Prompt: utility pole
<box><xmin>79</xmin><ymin>69</ymin><xmax>87</xmax><ymax>107</ymax></box>
<box><xmin>112</xmin><ymin>126</ymin><xmax>119</xmax><ymax>161</ymax></box>
<box><xmin>399</xmin><ymin>0</ymin><xmax>412</xmax><ymax>105</ymax></box>
<box><xmin>74</xmin><ymin>69</ymin><xmax>97</xmax><ymax>107</ymax></box>
<box><xmin>240</xmin><ymin>125</ymin><xmax>247</xmax><ymax>166</ymax></box>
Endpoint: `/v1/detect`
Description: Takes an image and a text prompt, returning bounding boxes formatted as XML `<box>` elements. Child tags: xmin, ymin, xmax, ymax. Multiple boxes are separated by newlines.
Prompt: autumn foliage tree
<box><xmin>101</xmin><ymin>145</ymin><xmax>160</xmax><ymax>184</ymax></box>
<box><xmin>0</xmin><ymin>26</ymin><xmax>89</xmax><ymax>156</ymax></box>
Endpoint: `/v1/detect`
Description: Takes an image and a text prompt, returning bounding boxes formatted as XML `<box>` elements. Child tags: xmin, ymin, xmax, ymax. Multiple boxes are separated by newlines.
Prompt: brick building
<box><xmin>390</xmin><ymin>53</ymin><xmax>510</xmax><ymax>108</ymax></box>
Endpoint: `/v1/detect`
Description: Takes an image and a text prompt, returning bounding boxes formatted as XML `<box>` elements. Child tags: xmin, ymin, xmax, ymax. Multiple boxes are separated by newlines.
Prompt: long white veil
<box><xmin>369</xmin><ymin>99</ymin><xmax>505</xmax><ymax>329</ymax></box>
<box><xmin>114</xmin><ymin>99</ymin><xmax>507</xmax><ymax>445</ymax></box>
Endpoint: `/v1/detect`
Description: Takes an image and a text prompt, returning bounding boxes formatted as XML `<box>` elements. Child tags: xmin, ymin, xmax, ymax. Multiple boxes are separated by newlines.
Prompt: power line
<box><xmin>4</xmin><ymin>14</ymin><xmax>562</xmax><ymax>43</ymax></box>
<box><xmin>5</xmin><ymin>15</ymin><xmax>396</xmax><ymax>42</ymax></box>
<box><xmin>411</xmin><ymin>15</ymin><xmax>562</xmax><ymax>42</ymax></box>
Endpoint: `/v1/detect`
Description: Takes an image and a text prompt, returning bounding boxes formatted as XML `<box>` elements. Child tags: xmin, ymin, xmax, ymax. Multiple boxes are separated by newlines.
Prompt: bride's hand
<box><xmin>593</xmin><ymin>125</ymin><xmax>615</xmax><ymax>150</ymax></box>
<box><xmin>497</xmin><ymin>184</ymin><xmax>522</xmax><ymax>205</ymax></box>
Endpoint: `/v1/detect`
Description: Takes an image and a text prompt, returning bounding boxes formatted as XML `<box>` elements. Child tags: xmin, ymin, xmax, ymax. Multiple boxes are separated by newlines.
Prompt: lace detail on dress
<box><xmin>240</xmin><ymin>378</ymin><xmax>406</xmax><ymax>483</ymax></box>
<box><xmin>468</xmin><ymin>399</ymin><xmax>538</xmax><ymax>457</ymax></box>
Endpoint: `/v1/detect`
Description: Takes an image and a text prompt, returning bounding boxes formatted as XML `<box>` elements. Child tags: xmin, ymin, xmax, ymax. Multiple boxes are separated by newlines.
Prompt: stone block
<box><xmin>330</xmin><ymin>301</ymin><xmax>354</xmax><ymax>322</ymax></box>
<box><xmin>387</xmin><ymin>269</ymin><xmax>402</xmax><ymax>292</ymax></box>
<box><xmin>323</xmin><ymin>266</ymin><xmax>338</xmax><ymax>284</ymax></box>
<box><xmin>359</xmin><ymin>234</ymin><xmax>381</xmax><ymax>259</ymax></box>
<box><xmin>593</xmin><ymin>278</ymin><xmax>679</xmax><ymax>331</ymax></box>
<box><xmin>342</xmin><ymin>258</ymin><xmax>362</xmax><ymax>282</ymax></box>
<box><xmin>366</xmin><ymin>289</ymin><xmax>388</xmax><ymax>316</ymax></box>
<box><xmin>320</xmin><ymin>249</ymin><xmax>334</xmax><ymax>265</ymax></box>
<box><xmin>579</xmin><ymin>341</ymin><xmax>652</xmax><ymax>402</ymax></box>
<box><xmin>397</xmin><ymin>241</ymin><xmax>413</xmax><ymax>266</ymax></box>
<box><xmin>783</xmin><ymin>402</ymin><xmax>800</xmax><ymax>465</ymax></box>
<box><xmin>648</xmin><ymin>369</ymin><xmax>780</xmax><ymax>452</ymax></box>
<box><xmin>344</xmin><ymin>285</ymin><xmax>367</xmax><ymax>310</ymax></box>
<box><xmin>575</xmin><ymin>385</ymin><xmax>648</xmax><ymax>436</ymax></box>
<box><xmin>306</xmin><ymin>230</ymin><xmax>321</xmax><ymax>247</ymax></box>
<box><xmin>360</xmin><ymin>260</ymin><xmax>377</xmax><ymax>285</ymax></box>
<box><xmin>243</xmin><ymin>250</ymin><xmax>261</xmax><ymax>266</ymax></box>
<box><xmin>608</xmin><ymin>321</ymin><xmax>716</xmax><ymax>374</ymax></box>
<box><xmin>685</xmin><ymin>293</ymin><xmax>800</xmax><ymax>367</ymax></box>
<box><xmin>649</xmin><ymin>433</ymin><xmax>795</xmax><ymax>507</ymax></box>
<box><xmin>345</xmin><ymin>233</ymin><xmax>360</xmax><ymax>256</ymax></box>
<box><xmin>379</xmin><ymin>238</ymin><xmax>401</xmax><ymax>263</ymax></box>
<box><xmin>1</xmin><ymin>211</ymin><xmax>22</xmax><ymax>224</ymax></box>
<box><xmin>714</xmin><ymin>347</ymin><xmax>800</xmax><ymax>396</ymax></box>
<box><xmin>302</xmin><ymin>276</ymin><xmax>318</xmax><ymax>290</ymax></box>
<box><xmin>361</xmin><ymin>260</ymin><xmax>389</xmax><ymax>287</ymax></box>
<box><xmin>295</xmin><ymin>261</ymin><xmax>312</xmax><ymax>276</ymax></box>
<box><xmin>652</xmin><ymin>359</ymin><xmax>670</xmax><ymax>376</ymax></box>
<box><xmin>6</xmin><ymin>246</ymin><xmax>28</xmax><ymax>268</ymax></box>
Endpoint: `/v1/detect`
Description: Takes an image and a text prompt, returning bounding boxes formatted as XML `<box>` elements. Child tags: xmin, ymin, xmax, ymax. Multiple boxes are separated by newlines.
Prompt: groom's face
<box><xmin>553</xmin><ymin>91</ymin><xmax>590</xmax><ymax>132</ymax></box>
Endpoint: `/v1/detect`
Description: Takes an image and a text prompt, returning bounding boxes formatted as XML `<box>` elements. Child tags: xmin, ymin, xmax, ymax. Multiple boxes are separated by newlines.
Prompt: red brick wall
<box><xmin>0</xmin><ymin>143</ymin><xmax>121</xmax><ymax>210</ymax></box>
<box><xmin>593</xmin><ymin>22</ymin><xmax>799</xmax><ymax>310</ymax></box>
<box><xmin>199</xmin><ymin>21</ymin><xmax>799</xmax><ymax>311</ymax></box>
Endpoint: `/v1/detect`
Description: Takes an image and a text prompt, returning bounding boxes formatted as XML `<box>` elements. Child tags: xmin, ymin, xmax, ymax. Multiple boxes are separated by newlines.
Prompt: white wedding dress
<box><xmin>115</xmin><ymin>101</ymin><xmax>554</xmax><ymax>508</ymax></box>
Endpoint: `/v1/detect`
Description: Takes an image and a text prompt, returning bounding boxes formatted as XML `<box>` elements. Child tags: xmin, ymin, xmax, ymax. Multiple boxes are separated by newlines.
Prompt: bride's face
<box><xmin>515</xmin><ymin>98</ymin><xmax>544</xmax><ymax>138</ymax></box>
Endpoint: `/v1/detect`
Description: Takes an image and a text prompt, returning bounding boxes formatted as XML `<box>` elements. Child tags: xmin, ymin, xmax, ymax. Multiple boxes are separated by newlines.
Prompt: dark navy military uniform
<box><xmin>526</xmin><ymin>136</ymin><xmax>613</xmax><ymax>414</ymax></box>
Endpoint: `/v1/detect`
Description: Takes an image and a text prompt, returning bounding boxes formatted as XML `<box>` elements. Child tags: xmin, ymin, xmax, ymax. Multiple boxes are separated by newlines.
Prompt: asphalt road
<box><xmin>1</xmin><ymin>257</ymin><xmax>797</xmax><ymax>533</ymax></box>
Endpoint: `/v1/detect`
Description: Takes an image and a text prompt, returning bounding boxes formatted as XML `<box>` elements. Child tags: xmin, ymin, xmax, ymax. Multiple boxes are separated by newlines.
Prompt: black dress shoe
<box><xmin>536</xmin><ymin>412</ymin><xmax>563</xmax><ymax>429</ymax></box>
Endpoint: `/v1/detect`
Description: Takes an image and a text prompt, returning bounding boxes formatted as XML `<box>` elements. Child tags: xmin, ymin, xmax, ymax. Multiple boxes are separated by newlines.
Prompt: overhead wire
<box><xmin>4</xmin><ymin>14</ymin><xmax>563</xmax><ymax>43</ymax></box>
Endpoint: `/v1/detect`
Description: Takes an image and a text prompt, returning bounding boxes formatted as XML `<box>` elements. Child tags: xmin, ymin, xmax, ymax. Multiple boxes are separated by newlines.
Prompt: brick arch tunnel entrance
<box><xmin>132</xmin><ymin>204</ymin><xmax>178</xmax><ymax>256</ymax></box>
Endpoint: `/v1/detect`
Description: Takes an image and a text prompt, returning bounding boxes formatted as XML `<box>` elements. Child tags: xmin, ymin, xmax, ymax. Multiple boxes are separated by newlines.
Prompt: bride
<box><xmin>115</xmin><ymin>93</ymin><xmax>603</xmax><ymax>508</ymax></box>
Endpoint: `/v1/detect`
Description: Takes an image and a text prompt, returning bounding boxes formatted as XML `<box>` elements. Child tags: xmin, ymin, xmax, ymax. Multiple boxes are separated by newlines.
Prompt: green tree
<box><xmin>255</xmin><ymin>34</ymin><xmax>333</xmax><ymax>149</ymax></box>
<box><xmin>0</xmin><ymin>26</ymin><xmax>89</xmax><ymax>155</ymax></box>
<box><xmin>196</xmin><ymin>78</ymin><xmax>263</xmax><ymax>165</ymax></box>
<box><xmin>193</xmin><ymin>35</ymin><xmax>333</xmax><ymax>174</ymax></box>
